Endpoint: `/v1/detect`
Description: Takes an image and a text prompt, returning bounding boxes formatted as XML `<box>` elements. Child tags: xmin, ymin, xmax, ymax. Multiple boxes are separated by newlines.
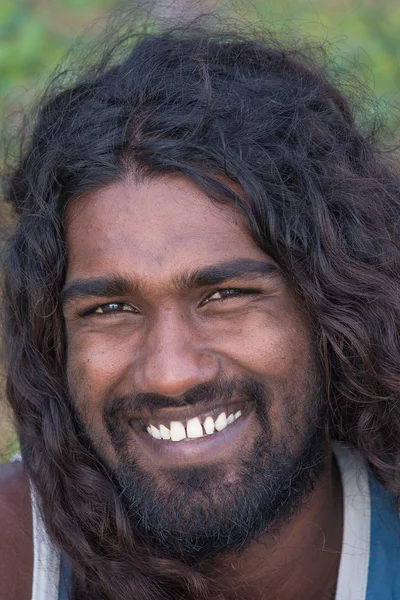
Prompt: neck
<box><xmin>206</xmin><ymin>450</ymin><xmax>343</xmax><ymax>600</ymax></box>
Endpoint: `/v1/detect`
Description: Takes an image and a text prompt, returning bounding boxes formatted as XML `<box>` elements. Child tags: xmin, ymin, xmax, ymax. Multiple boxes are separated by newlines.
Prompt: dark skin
<box><xmin>0</xmin><ymin>461</ymin><xmax>33</xmax><ymax>600</ymax></box>
<box><xmin>0</xmin><ymin>176</ymin><xmax>343</xmax><ymax>599</ymax></box>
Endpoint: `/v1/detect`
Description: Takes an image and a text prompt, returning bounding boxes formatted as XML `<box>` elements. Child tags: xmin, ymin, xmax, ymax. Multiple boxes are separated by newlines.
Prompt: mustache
<box><xmin>103</xmin><ymin>377</ymin><xmax>267</xmax><ymax>424</ymax></box>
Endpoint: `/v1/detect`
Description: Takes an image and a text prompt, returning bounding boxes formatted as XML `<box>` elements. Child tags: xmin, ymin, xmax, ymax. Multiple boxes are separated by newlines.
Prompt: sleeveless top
<box><xmin>28</xmin><ymin>443</ymin><xmax>400</xmax><ymax>600</ymax></box>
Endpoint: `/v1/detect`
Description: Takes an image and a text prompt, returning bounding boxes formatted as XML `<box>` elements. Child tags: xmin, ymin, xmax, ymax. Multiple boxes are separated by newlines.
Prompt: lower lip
<box><xmin>130</xmin><ymin>409</ymin><xmax>255</xmax><ymax>466</ymax></box>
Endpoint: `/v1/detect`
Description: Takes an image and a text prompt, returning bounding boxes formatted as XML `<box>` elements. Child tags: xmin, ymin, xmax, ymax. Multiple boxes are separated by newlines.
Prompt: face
<box><xmin>63</xmin><ymin>176</ymin><xmax>327</xmax><ymax>563</ymax></box>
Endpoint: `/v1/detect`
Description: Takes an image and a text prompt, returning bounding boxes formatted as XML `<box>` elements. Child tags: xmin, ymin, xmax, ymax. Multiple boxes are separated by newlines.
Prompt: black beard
<box><xmin>102</xmin><ymin>377</ymin><xmax>328</xmax><ymax>566</ymax></box>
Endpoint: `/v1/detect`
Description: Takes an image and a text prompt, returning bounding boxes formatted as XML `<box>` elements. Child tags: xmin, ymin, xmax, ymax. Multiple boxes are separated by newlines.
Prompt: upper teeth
<box><xmin>146</xmin><ymin>409</ymin><xmax>243</xmax><ymax>442</ymax></box>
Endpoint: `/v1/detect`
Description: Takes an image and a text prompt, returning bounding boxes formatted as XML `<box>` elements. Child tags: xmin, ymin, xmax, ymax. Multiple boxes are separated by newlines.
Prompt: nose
<box><xmin>133</xmin><ymin>310</ymin><xmax>219</xmax><ymax>397</ymax></box>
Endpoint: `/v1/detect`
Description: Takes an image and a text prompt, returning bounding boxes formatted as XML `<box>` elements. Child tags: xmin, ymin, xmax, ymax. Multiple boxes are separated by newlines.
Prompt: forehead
<box><xmin>65</xmin><ymin>176</ymin><xmax>268</xmax><ymax>283</ymax></box>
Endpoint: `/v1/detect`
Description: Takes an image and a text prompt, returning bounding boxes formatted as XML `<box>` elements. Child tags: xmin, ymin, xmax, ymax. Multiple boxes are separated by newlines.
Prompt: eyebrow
<box><xmin>175</xmin><ymin>258</ymin><xmax>279</xmax><ymax>289</ymax></box>
<box><xmin>61</xmin><ymin>258</ymin><xmax>279</xmax><ymax>306</ymax></box>
<box><xmin>61</xmin><ymin>276</ymin><xmax>135</xmax><ymax>307</ymax></box>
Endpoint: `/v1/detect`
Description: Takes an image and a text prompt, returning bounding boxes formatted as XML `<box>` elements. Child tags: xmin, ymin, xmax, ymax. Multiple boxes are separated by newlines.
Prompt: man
<box><xmin>1</xmin><ymin>18</ymin><xmax>400</xmax><ymax>600</ymax></box>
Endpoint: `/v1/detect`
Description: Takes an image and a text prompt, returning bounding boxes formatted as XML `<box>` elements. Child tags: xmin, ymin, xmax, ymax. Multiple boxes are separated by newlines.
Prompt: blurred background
<box><xmin>1</xmin><ymin>0</ymin><xmax>400</xmax><ymax>462</ymax></box>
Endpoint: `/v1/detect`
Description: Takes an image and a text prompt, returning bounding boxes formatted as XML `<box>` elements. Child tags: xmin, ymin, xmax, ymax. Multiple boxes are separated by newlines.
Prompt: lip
<box><xmin>129</xmin><ymin>407</ymin><xmax>255</xmax><ymax>466</ymax></box>
<box><xmin>131</xmin><ymin>399</ymin><xmax>248</xmax><ymax>425</ymax></box>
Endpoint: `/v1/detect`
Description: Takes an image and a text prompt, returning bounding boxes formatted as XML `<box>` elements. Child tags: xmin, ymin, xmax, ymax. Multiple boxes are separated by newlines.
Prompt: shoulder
<box><xmin>0</xmin><ymin>460</ymin><xmax>33</xmax><ymax>600</ymax></box>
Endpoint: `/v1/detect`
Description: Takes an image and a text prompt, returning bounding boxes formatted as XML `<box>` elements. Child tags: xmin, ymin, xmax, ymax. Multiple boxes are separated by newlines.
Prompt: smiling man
<box><xmin>63</xmin><ymin>176</ymin><xmax>329</xmax><ymax>569</ymax></box>
<box><xmin>1</xmin><ymin>18</ymin><xmax>400</xmax><ymax>600</ymax></box>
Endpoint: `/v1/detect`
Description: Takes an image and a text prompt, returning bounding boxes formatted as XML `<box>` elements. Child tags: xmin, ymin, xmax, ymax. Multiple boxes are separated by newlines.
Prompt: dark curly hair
<box><xmin>2</xmin><ymin>14</ymin><xmax>400</xmax><ymax>600</ymax></box>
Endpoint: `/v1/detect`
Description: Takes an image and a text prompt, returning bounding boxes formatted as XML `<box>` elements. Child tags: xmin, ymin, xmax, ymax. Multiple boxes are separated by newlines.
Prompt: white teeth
<box><xmin>214</xmin><ymin>412</ymin><xmax>227</xmax><ymax>432</ymax></box>
<box><xmin>203</xmin><ymin>415</ymin><xmax>215</xmax><ymax>435</ymax></box>
<box><xmin>149</xmin><ymin>424</ymin><xmax>162</xmax><ymax>439</ymax></box>
<box><xmin>146</xmin><ymin>407</ymin><xmax>245</xmax><ymax>441</ymax></box>
<box><xmin>186</xmin><ymin>417</ymin><xmax>204</xmax><ymax>439</ymax></box>
<box><xmin>170</xmin><ymin>421</ymin><xmax>187</xmax><ymax>442</ymax></box>
<box><xmin>159</xmin><ymin>424</ymin><xmax>171</xmax><ymax>440</ymax></box>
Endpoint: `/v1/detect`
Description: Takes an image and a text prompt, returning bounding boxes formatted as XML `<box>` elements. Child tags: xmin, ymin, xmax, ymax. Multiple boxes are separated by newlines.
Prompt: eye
<box><xmin>202</xmin><ymin>288</ymin><xmax>259</xmax><ymax>305</ymax></box>
<box><xmin>92</xmin><ymin>302</ymin><xmax>138</xmax><ymax>315</ymax></box>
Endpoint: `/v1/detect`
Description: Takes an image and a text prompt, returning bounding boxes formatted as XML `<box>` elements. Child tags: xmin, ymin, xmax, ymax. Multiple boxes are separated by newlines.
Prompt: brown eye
<box><xmin>207</xmin><ymin>289</ymin><xmax>241</xmax><ymax>301</ymax></box>
<box><xmin>94</xmin><ymin>303</ymin><xmax>136</xmax><ymax>314</ymax></box>
<box><xmin>203</xmin><ymin>288</ymin><xmax>259</xmax><ymax>305</ymax></box>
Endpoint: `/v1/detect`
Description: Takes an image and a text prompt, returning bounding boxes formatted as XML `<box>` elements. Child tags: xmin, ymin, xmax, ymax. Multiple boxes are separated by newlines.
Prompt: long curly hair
<box><xmin>2</xmin><ymin>15</ymin><xmax>400</xmax><ymax>600</ymax></box>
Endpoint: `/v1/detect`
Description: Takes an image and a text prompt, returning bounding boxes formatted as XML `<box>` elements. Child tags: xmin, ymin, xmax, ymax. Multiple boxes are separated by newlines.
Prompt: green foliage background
<box><xmin>2</xmin><ymin>0</ymin><xmax>400</xmax><ymax>122</ymax></box>
<box><xmin>1</xmin><ymin>0</ymin><xmax>400</xmax><ymax>461</ymax></box>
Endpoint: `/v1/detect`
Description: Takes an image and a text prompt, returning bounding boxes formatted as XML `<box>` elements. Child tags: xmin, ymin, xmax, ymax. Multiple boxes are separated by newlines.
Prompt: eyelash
<box><xmin>202</xmin><ymin>287</ymin><xmax>260</xmax><ymax>304</ymax></box>
<box><xmin>82</xmin><ymin>288</ymin><xmax>261</xmax><ymax>317</ymax></box>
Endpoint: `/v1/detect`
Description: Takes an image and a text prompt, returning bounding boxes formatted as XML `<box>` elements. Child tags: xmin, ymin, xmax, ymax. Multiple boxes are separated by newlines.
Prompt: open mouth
<box><xmin>139</xmin><ymin>401</ymin><xmax>250</xmax><ymax>442</ymax></box>
<box><xmin>128</xmin><ymin>400</ymin><xmax>255</xmax><ymax>466</ymax></box>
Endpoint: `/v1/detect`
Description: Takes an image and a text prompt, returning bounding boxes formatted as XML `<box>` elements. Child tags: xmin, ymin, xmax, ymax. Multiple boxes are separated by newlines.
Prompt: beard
<box><xmin>98</xmin><ymin>374</ymin><xmax>328</xmax><ymax>566</ymax></box>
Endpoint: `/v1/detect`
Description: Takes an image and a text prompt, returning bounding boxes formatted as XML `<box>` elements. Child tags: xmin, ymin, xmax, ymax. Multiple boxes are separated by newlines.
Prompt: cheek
<box><xmin>228</xmin><ymin>310</ymin><xmax>313</xmax><ymax>381</ymax></box>
<box><xmin>66</xmin><ymin>333</ymin><xmax>129</xmax><ymax>442</ymax></box>
<box><xmin>238</xmin><ymin>317</ymin><xmax>318</xmax><ymax>434</ymax></box>
<box><xmin>66</xmin><ymin>348</ymin><xmax>122</xmax><ymax>467</ymax></box>
<box><xmin>66</xmin><ymin>330</ymin><xmax>133</xmax><ymax>398</ymax></box>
